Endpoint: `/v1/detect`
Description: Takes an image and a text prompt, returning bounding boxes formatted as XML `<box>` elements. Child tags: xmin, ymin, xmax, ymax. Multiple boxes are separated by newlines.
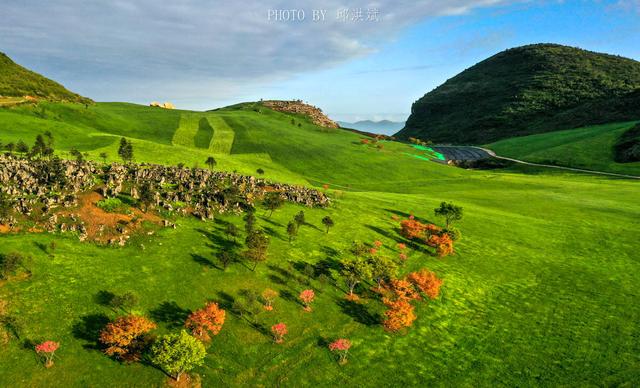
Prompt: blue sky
<box><xmin>2</xmin><ymin>0</ymin><xmax>639</xmax><ymax>122</ymax></box>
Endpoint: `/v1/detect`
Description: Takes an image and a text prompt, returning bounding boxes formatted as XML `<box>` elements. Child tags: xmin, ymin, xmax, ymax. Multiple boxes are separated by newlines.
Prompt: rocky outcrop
<box><xmin>0</xmin><ymin>155</ymin><xmax>329</xmax><ymax>233</ymax></box>
<box><xmin>261</xmin><ymin>100</ymin><xmax>339</xmax><ymax>128</ymax></box>
<box><xmin>150</xmin><ymin>101</ymin><xmax>175</xmax><ymax>109</ymax></box>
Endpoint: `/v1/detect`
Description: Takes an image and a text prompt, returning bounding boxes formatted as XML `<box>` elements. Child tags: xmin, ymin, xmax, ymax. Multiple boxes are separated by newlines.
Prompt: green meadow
<box><xmin>1</xmin><ymin>102</ymin><xmax>639</xmax><ymax>386</ymax></box>
<box><xmin>487</xmin><ymin>121</ymin><xmax>640</xmax><ymax>175</ymax></box>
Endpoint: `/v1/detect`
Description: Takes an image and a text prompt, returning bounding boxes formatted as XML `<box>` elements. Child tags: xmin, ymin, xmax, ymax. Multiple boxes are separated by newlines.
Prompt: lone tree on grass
<box><xmin>109</xmin><ymin>291</ymin><xmax>139</xmax><ymax>314</ymax></box>
<box><xmin>99</xmin><ymin>152</ymin><xmax>108</xmax><ymax>164</ymax></box>
<box><xmin>118</xmin><ymin>137</ymin><xmax>134</xmax><ymax>163</ymax></box>
<box><xmin>185</xmin><ymin>302</ymin><xmax>226</xmax><ymax>341</ymax></box>
<box><xmin>205</xmin><ymin>156</ymin><xmax>217</xmax><ymax>170</ymax></box>
<box><xmin>225</xmin><ymin>223</ymin><xmax>239</xmax><ymax>242</ymax></box>
<box><xmin>263</xmin><ymin>192</ymin><xmax>284</xmax><ymax>218</ymax></box>
<box><xmin>244</xmin><ymin>210</ymin><xmax>256</xmax><ymax>234</ymax></box>
<box><xmin>218</xmin><ymin>251</ymin><xmax>234</xmax><ymax>271</ymax></box>
<box><xmin>261</xmin><ymin>288</ymin><xmax>278</xmax><ymax>311</ymax></box>
<box><xmin>299</xmin><ymin>289</ymin><xmax>315</xmax><ymax>312</ymax></box>
<box><xmin>245</xmin><ymin>230</ymin><xmax>270</xmax><ymax>271</ymax></box>
<box><xmin>434</xmin><ymin>202</ymin><xmax>463</xmax><ymax>228</ymax></box>
<box><xmin>369</xmin><ymin>255</ymin><xmax>398</xmax><ymax>290</ymax></box>
<box><xmin>294</xmin><ymin>211</ymin><xmax>305</xmax><ymax>228</ymax></box>
<box><xmin>271</xmin><ymin>322</ymin><xmax>288</xmax><ymax>343</ymax></box>
<box><xmin>340</xmin><ymin>257</ymin><xmax>372</xmax><ymax>300</ymax></box>
<box><xmin>328</xmin><ymin>338</ymin><xmax>352</xmax><ymax>365</ymax></box>
<box><xmin>321</xmin><ymin>216</ymin><xmax>334</xmax><ymax>233</ymax></box>
<box><xmin>5</xmin><ymin>142</ymin><xmax>15</xmax><ymax>154</ymax></box>
<box><xmin>149</xmin><ymin>330</ymin><xmax>206</xmax><ymax>382</ymax></box>
<box><xmin>16</xmin><ymin>140</ymin><xmax>29</xmax><ymax>155</ymax></box>
<box><xmin>35</xmin><ymin>341</ymin><xmax>60</xmax><ymax>368</ymax></box>
<box><xmin>99</xmin><ymin>315</ymin><xmax>156</xmax><ymax>361</ymax></box>
<box><xmin>287</xmin><ymin>221</ymin><xmax>298</xmax><ymax>243</ymax></box>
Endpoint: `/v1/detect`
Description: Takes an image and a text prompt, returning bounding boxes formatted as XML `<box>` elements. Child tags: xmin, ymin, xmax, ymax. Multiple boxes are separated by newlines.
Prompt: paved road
<box><xmin>436</xmin><ymin>145</ymin><xmax>640</xmax><ymax>180</ymax></box>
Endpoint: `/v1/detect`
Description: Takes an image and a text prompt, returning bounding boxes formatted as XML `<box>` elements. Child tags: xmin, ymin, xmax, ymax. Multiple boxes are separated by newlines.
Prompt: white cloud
<box><xmin>0</xmin><ymin>0</ymin><xmax>518</xmax><ymax>106</ymax></box>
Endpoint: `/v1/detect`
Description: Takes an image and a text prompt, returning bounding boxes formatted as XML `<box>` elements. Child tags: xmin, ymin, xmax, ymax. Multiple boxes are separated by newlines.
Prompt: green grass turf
<box><xmin>487</xmin><ymin>121</ymin><xmax>640</xmax><ymax>175</ymax></box>
<box><xmin>0</xmin><ymin>102</ymin><xmax>639</xmax><ymax>386</ymax></box>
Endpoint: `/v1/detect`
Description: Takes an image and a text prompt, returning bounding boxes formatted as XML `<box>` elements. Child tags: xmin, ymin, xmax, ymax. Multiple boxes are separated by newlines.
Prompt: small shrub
<box><xmin>97</xmin><ymin>198</ymin><xmax>130</xmax><ymax>214</ymax></box>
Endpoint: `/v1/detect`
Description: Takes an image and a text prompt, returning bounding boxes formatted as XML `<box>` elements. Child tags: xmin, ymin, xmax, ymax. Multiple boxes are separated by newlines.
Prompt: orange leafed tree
<box><xmin>385</xmin><ymin>278</ymin><xmax>420</xmax><ymax>302</ymax></box>
<box><xmin>99</xmin><ymin>315</ymin><xmax>156</xmax><ymax>361</ymax></box>
<box><xmin>185</xmin><ymin>302</ymin><xmax>226</xmax><ymax>341</ymax></box>
<box><xmin>427</xmin><ymin>234</ymin><xmax>454</xmax><ymax>257</ymax></box>
<box><xmin>408</xmin><ymin>269</ymin><xmax>443</xmax><ymax>300</ymax></box>
<box><xmin>399</xmin><ymin>219</ymin><xmax>427</xmax><ymax>239</ymax></box>
<box><xmin>382</xmin><ymin>298</ymin><xmax>416</xmax><ymax>332</ymax></box>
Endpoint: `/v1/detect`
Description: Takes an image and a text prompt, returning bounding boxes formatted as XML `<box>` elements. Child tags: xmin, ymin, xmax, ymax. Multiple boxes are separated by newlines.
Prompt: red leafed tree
<box><xmin>185</xmin><ymin>302</ymin><xmax>226</xmax><ymax>341</ymax></box>
<box><xmin>35</xmin><ymin>341</ymin><xmax>59</xmax><ymax>368</ymax></box>
<box><xmin>99</xmin><ymin>315</ymin><xmax>156</xmax><ymax>361</ymax></box>
<box><xmin>299</xmin><ymin>289</ymin><xmax>315</xmax><ymax>312</ymax></box>
<box><xmin>408</xmin><ymin>269</ymin><xmax>443</xmax><ymax>300</ymax></box>
<box><xmin>382</xmin><ymin>298</ymin><xmax>416</xmax><ymax>332</ymax></box>
<box><xmin>271</xmin><ymin>322</ymin><xmax>288</xmax><ymax>343</ymax></box>
<box><xmin>328</xmin><ymin>338</ymin><xmax>352</xmax><ymax>365</ymax></box>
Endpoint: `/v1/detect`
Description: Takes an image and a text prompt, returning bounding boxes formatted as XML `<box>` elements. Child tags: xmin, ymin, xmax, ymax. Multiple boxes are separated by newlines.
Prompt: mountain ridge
<box><xmin>396</xmin><ymin>43</ymin><xmax>640</xmax><ymax>144</ymax></box>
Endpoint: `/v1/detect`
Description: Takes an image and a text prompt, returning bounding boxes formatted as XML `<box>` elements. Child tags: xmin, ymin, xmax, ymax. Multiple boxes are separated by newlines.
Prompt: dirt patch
<box><xmin>0</xmin><ymin>225</ymin><xmax>10</xmax><ymax>234</ymax></box>
<box><xmin>60</xmin><ymin>191</ymin><xmax>162</xmax><ymax>243</ymax></box>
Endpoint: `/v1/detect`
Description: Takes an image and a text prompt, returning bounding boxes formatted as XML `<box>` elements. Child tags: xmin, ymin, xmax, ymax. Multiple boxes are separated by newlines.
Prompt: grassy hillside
<box><xmin>487</xmin><ymin>121</ymin><xmax>640</xmax><ymax>175</ymax></box>
<box><xmin>1</xmin><ymin>101</ymin><xmax>640</xmax><ymax>386</ymax></box>
<box><xmin>0</xmin><ymin>53</ymin><xmax>91</xmax><ymax>104</ymax></box>
<box><xmin>397</xmin><ymin>44</ymin><xmax>640</xmax><ymax>144</ymax></box>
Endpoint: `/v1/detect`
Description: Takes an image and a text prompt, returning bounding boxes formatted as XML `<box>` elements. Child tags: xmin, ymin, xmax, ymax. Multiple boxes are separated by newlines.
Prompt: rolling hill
<box><xmin>0</xmin><ymin>53</ymin><xmax>91</xmax><ymax>104</ymax></box>
<box><xmin>396</xmin><ymin>44</ymin><xmax>640</xmax><ymax>144</ymax></box>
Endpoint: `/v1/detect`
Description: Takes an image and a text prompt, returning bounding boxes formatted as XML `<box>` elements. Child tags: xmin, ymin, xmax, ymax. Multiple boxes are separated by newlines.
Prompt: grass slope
<box><xmin>487</xmin><ymin>121</ymin><xmax>640</xmax><ymax>175</ymax></box>
<box><xmin>0</xmin><ymin>101</ymin><xmax>639</xmax><ymax>386</ymax></box>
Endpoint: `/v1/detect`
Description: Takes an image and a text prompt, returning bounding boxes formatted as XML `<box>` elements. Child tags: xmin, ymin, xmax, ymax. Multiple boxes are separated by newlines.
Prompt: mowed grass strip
<box><xmin>206</xmin><ymin>114</ymin><xmax>235</xmax><ymax>154</ymax></box>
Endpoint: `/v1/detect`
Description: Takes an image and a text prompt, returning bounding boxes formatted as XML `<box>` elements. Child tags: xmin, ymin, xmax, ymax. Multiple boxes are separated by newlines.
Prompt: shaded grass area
<box><xmin>194</xmin><ymin>117</ymin><xmax>213</xmax><ymax>149</ymax></box>
<box><xmin>487</xmin><ymin>121</ymin><xmax>640</xmax><ymax>175</ymax></box>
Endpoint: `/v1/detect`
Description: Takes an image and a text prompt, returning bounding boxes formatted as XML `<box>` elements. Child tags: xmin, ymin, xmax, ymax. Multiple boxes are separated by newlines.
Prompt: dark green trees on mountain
<box><xmin>397</xmin><ymin>44</ymin><xmax>640</xmax><ymax>144</ymax></box>
<box><xmin>614</xmin><ymin>123</ymin><xmax>640</xmax><ymax>163</ymax></box>
<box><xmin>0</xmin><ymin>52</ymin><xmax>92</xmax><ymax>103</ymax></box>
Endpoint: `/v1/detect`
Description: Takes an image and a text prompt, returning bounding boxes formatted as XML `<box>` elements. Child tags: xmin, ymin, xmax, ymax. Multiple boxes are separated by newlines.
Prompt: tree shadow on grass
<box><xmin>262</xmin><ymin>226</ymin><xmax>284</xmax><ymax>241</ymax></box>
<box><xmin>337</xmin><ymin>299</ymin><xmax>379</xmax><ymax>326</ymax></box>
<box><xmin>94</xmin><ymin>290</ymin><xmax>116</xmax><ymax>307</ymax></box>
<box><xmin>259</xmin><ymin>217</ymin><xmax>283</xmax><ymax>228</ymax></box>
<box><xmin>150</xmin><ymin>301</ymin><xmax>191</xmax><ymax>329</ymax></box>
<box><xmin>34</xmin><ymin>241</ymin><xmax>48</xmax><ymax>254</ymax></box>
<box><xmin>280</xmin><ymin>290</ymin><xmax>304</xmax><ymax>307</ymax></box>
<box><xmin>197</xmin><ymin>228</ymin><xmax>240</xmax><ymax>251</ymax></box>
<box><xmin>364</xmin><ymin>224</ymin><xmax>432</xmax><ymax>255</ymax></box>
<box><xmin>191</xmin><ymin>253</ymin><xmax>220</xmax><ymax>270</ymax></box>
<box><xmin>383</xmin><ymin>208</ymin><xmax>434</xmax><ymax>224</ymax></box>
<box><xmin>72</xmin><ymin>313</ymin><xmax>110</xmax><ymax>350</ymax></box>
<box><xmin>216</xmin><ymin>291</ymin><xmax>236</xmax><ymax>312</ymax></box>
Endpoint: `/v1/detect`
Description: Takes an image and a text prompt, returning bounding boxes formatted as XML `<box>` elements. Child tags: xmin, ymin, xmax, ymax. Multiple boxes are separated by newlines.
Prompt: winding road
<box><xmin>433</xmin><ymin>145</ymin><xmax>640</xmax><ymax>180</ymax></box>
